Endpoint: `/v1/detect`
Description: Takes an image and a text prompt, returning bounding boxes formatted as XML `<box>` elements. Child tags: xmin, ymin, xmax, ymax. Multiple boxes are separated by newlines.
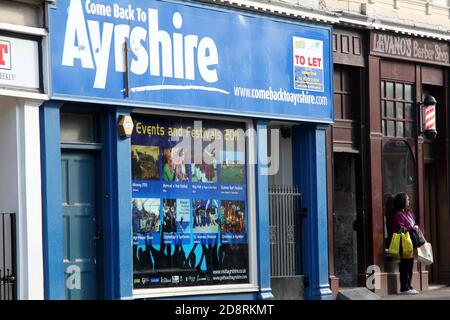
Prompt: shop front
<box><xmin>42</xmin><ymin>0</ymin><xmax>334</xmax><ymax>300</ymax></box>
<box><xmin>366</xmin><ymin>30</ymin><xmax>450</xmax><ymax>295</ymax></box>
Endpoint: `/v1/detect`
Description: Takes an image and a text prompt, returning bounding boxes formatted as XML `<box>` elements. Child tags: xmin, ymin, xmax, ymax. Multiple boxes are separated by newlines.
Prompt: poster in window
<box><xmin>131</xmin><ymin>115</ymin><xmax>249</xmax><ymax>289</ymax></box>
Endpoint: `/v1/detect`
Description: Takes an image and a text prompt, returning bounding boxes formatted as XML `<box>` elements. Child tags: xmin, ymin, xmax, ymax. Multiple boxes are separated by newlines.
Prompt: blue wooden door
<box><xmin>61</xmin><ymin>151</ymin><xmax>98</xmax><ymax>300</ymax></box>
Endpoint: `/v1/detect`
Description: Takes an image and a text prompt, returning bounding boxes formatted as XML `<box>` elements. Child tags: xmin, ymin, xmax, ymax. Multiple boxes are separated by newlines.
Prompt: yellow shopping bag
<box><xmin>401</xmin><ymin>231</ymin><xmax>414</xmax><ymax>259</ymax></box>
<box><xmin>388</xmin><ymin>233</ymin><xmax>401</xmax><ymax>258</ymax></box>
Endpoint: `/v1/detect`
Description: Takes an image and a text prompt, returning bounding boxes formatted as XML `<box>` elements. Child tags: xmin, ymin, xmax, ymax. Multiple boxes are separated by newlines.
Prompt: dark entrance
<box><xmin>0</xmin><ymin>212</ymin><xmax>16</xmax><ymax>300</ymax></box>
<box><xmin>333</xmin><ymin>153</ymin><xmax>358</xmax><ymax>287</ymax></box>
<box><xmin>267</xmin><ymin>124</ymin><xmax>304</xmax><ymax>299</ymax></box>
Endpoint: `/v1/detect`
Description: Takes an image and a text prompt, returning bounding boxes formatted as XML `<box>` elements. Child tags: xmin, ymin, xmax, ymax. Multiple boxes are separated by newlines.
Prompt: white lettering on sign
<box><xmin>371</xmin><ymin>32</ymin><xmax>450</xmax><ymax>65</ymax></box>
<box><xmin>62</xmin><ymin>0</ymin><xmax>219</xmax><ymax>89</ymax></box>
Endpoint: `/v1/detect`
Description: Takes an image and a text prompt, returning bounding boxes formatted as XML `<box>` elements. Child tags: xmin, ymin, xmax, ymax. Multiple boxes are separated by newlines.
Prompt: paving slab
<box><xmin>382</xmin><ymin>286</ymin><xmax>450</xmax><ymax>300</ymax></box>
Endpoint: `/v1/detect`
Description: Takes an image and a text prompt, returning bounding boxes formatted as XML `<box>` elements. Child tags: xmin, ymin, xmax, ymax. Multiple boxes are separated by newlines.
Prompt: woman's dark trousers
<box><xmin>399</xmin><ymin>258</ymin><xmax>414</xmax><ymax>292</ymax></box>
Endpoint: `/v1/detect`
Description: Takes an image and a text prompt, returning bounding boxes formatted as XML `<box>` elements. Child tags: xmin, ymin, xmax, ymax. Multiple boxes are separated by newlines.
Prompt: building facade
<box><xmin>4</xmin><ymin>0</ymin><xmax>447</xmax><ymax>300</ymax></box>
<box><xmin>0</xmin><ymin>0</ymin><xmax>50</xmax><ymax>300</ymax></box>
<box><xmin>41</xmin><ymin>0</ymin><xmax>335</xmax><ymax>300</ymax></box>
<box><xmin>322</xmin><ymin>0</ymin><xmax>450</xmax><ymax>296</ymax></box>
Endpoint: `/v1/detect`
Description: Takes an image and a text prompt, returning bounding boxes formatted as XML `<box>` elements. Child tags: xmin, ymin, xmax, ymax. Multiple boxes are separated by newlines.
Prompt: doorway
<box><xmin>267</xmin><ymin>124</ymin><xmax>304</xmax><ymax>299</ymax></box>
<box><xmin>60</xmin><ymin>111</ymin><xmax>102</xmax><ymax>300</ymax></box>
<box><xmin>61</xmin><ymin>150</ymin><xmax>99</xmax><ymax>300</ymax></box>
<box><xmin>333</xmin><ymin>153</ymin><xmax>358</xmax><ymax>287</ymax></box>
<box><xmin>424</xmin><ymin>164</ymin><xmax>438</xmax><ymax>284</ymax></box>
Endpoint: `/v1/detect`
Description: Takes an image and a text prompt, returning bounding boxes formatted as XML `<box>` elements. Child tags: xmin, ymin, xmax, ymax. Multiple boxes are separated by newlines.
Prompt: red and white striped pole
<box><xmin>421</xmin><ymin>95</ymin><xmax>437</xmax><ymax>140</ymax></box>
<box><xmin>423</xmin><ymin>104</ymin><xmax>435</xmax><ymax>131</ymax></box>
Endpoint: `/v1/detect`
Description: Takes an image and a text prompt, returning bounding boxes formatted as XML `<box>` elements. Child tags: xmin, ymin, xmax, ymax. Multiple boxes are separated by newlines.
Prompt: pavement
<box><xmin>382</xmin><ymin>285</ymin><xmax>450</xmax><ymax>300</ymax></box>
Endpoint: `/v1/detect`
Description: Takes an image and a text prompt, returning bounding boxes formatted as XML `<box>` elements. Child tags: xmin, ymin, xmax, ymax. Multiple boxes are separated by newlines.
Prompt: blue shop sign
<box><xmin>49</xmin><ymin>0</ymin><xmax>333</xmax><ymax>122</ymax></box>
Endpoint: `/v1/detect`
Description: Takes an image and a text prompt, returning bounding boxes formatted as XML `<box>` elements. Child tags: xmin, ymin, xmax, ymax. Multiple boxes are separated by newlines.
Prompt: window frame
<box><xmin>380</xmin><ymin>79</ymin><xmax>416</xmax><ymax>139</ymax></box>
<box><xmin>130</xmin><ymin>108</ymin><xmax>259</xmax><ymax>299</ymax></box>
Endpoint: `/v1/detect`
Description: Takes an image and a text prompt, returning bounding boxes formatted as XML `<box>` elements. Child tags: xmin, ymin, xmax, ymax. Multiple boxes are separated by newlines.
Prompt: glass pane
<box><xmin>381</xmin><ymin>81</ymin><xmax>385</xmax><ymax>98</ymax></box>
<box><xmin>405</xmin><ymin>122</ymin><xmax>414</xmax><ymax>138</ymax></box>
<box><xmin>397</xmin><ymin>103</ymin><xmax>404</xmax><ymax>119</ymax></box>
<box><xmin>334</xmin><ymin>70</ymin><xmax>341</xmax><ymax>91</ymax></box>
<box><xmin>383</xmin><ymin>140</ymin><xmax>417</xmax><ymax>248</ymax></box>
<box><xmin>342</xmin><ymin>69</ymin><xmax>351</xmax><ymax>92</ymax></box>
<box><xmin>405</xmin><ymin>103</ymin><xmax>413</xmax><ymax>120</ymax></box>
<box><xmin>382</xmin><ymin>120</ymin><xmax>386</xmax><ymax>136</ymax></box>
<box><xmin>334</xmin><ymin>94</ymin><xmax>342</xmax><ymax>119</ymax></box>
<box><xmin>60</xmin><ymin>112</ymin><xmax>96</xmax><ymax>143</ymax></box>
<box><xmin>396</xmin><ymin>83</ymin><xmax>404</xmax><ymax>100</ymax></box>
<box><xmin>382</xmin><ymin>101</ymin><xmax>386</xmax><ymax>117</ymax></box>
<box><xmin>387</xmin><ymin>120</ymin><xmax>395</xmax><ymax>136</ymax></box>
<box><xmin>387</xmin><ymin>101</ymin><xmax>395</xmax><ymax>118</ymax></box>
<box><xmin>405</xmin><ymin>84</ymin><xmax>413</xmax><ymax>101</ymax></box>
<box><xmin>343</xmin><ymin>95</ymin><xmax>351</xmax><ymax>120</ymax></box>
<box><xmin>397</xmin><ymin>122</ymin><xmax>404</xmax><ymax>137</ymax></box>
<box><xmin>386</xmin><ymin>82</ymin><xmax>394</xmax><ymax>99</ymax></box>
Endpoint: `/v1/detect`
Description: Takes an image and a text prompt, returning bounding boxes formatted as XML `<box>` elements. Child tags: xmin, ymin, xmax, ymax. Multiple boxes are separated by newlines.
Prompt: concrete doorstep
<box><xmin>337</xmin><ymin>287</ymin><xmax>381</xmax><ymax>300</ymax></box>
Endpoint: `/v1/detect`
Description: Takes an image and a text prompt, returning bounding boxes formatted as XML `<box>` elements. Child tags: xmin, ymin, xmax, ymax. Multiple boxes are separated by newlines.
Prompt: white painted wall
<box><xmin>0</xmin><ymin>98</ymin><xmax>19</xmax><ymax>290</ymax></box>
<box><xmin>16</xmin><ymin>100</ymin><xmax>44</xmax><ymax>300</ymax></box>
<box><xmin>0</xmin><ymin>97</ymin><xmax>44</xmax><ymax>300</ymax></box>
<box><xmin>0</xmin><ymin>98</ymin><xmax>19</xmax><ymax>214</ymax></box>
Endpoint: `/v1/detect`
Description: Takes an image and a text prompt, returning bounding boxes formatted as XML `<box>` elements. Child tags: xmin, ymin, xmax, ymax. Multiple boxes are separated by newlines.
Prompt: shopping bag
<box><xmin>388</xmin><ymin>233</ymin><xmax>401</xmax><ymax>258</ymax></box>
<box><xmin>417</xmin><ymin>242</ymin><xmax>433</xmax><ymax>266</ymax></box>
<box><xmin>409</xmin><ymin>228</ymin><xmax>426</xmax><ymax>248</ymax></box>
<box><xmin>401</xmin><ymin>232</ymin><xmax>414</xmax><ymax>259</ymax></box>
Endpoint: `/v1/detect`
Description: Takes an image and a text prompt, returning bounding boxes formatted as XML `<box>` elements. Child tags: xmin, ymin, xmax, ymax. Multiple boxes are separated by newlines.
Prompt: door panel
<box><xmin>62</xmin><ymin>151</ymin><xmax>98</xmax><ymax>300</ymax></box>
<box><xmin>424</xmin><ymin>163</ymin><xmax>438</xmax><ymax>283</ymax></box>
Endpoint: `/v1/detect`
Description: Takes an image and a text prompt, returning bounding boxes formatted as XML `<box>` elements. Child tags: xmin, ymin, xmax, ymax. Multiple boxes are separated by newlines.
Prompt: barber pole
<box><xmin>421</xmin><ymin>95</ymin><xmax>438</xmax><ymax>140</ymax></box>
<box><xmin>424</xmin><ymin>104</ymin><xmax>436</xmax><ymax>131</ymax></box>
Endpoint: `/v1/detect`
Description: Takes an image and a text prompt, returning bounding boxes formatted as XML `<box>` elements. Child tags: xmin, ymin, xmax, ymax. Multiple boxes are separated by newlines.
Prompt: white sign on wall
<box><xmin>0</xmin><ymin>36</ymin><xmax>40</xmax><ymax>90</ymax></box>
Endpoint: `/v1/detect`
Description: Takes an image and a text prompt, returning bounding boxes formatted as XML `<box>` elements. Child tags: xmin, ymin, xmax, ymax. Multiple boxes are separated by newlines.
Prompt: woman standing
<box><xmin>392</xmin><ymin>192</ymin><xmax>419</xmax><ymax>295</ymax></box>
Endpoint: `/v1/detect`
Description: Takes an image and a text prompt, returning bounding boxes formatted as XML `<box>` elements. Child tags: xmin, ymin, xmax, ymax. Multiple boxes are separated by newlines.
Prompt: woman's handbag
<box><xmin>401</xmin><ymin>231</ymin><xmax>414</xmax><ymax>259</ymax></box>
<box><xmin>388</xmin><ymin>232</ymin><xmax>401</xmax><ymax>259</ymax></box>
<box><xmin>409</xmin><ymin>228</ymin><xmax>426</xmax><ymax>248</ymax></box>
<box><xmin>417</xmin><ymin>242</ymin><xmax>433</xmax><ymax>266</ymax></box>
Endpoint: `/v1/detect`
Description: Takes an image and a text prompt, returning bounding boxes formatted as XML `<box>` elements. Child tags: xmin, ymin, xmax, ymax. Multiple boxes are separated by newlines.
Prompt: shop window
<box><xmin>130</xmin><ymin>115</ymin><xmax>251</xmax><ymax>292</ymax></box>
<box><xmin>382</xmin><ymin>140</ymin><xmax>416</xmax><ymax>247</ymax></box>
<box><xmin>381</xmin><ymin>81</ymin><xmax>415</xmax><ymax>138</ymax></box>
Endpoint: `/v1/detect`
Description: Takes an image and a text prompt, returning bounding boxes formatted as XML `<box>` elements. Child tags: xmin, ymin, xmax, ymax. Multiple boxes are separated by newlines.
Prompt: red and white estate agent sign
<box><xmin>293</xmin><ymin>37</ymin><xmax>324</xmax><ymax>92</ymax></box>
<box><xmin>0</xmin><ymin>36</ymin><xmax>40</xmax><ymax>90</ymax></box>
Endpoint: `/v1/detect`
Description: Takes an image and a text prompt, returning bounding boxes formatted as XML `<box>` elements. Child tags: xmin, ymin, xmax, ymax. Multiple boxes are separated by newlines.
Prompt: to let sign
<box><xmin>370</xmin><ymin>31</ymin><xmax>450</xmax><ymax>66</ymax></box>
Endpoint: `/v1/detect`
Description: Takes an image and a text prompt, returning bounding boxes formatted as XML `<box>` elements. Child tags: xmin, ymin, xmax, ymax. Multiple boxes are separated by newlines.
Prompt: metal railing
<box><xmin>1</xmin><ymin>213</ymin><xmax>16</xmax><ymax>300</ymax></box>
<box><xmin>269</xmin><ymin>186</ymin><xmax>303</xmax><ymax>277</ymax></box>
